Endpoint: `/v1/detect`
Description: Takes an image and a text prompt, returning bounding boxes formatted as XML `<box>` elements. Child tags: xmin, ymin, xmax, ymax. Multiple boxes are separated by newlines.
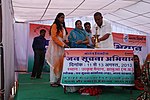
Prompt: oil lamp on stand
<box><xmin>93</xmin><ymin>27</ymin><xmax>100</xmax><ymax>48</ymax></box>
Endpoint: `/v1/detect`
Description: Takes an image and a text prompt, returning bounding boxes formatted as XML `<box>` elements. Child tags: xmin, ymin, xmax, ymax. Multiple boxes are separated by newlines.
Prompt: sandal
<box><xmin>50</xmin><ymin>83</ymin><xmax>59</xmax><ymax>87</ymax></box>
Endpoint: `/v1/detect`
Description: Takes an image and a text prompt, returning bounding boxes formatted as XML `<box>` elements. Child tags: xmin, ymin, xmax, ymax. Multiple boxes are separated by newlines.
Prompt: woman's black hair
<box><xmin>49</xmin><ymin>13</ymin><xmax>68</xmax><ymax>35</ymax></box>
<box><xmin>75</xmin><ymin>20</ymin><xmax>82</xmax><ymax>26</ymax></box>
<box><xmin>134</xmin><ymin>55</ymin><xmax>140</xmax><ymax>61</ymax></box>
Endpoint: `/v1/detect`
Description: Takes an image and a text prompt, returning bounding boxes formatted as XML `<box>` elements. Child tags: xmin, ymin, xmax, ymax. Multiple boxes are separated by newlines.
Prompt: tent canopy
<box><xmin>12</xmin><ymin>0</ymin><xmax>150</xmax><ymax>33</ymax></box>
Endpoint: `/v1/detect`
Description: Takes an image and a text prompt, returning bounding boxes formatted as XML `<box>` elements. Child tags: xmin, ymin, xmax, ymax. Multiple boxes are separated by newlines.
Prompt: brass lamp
<box><xmin>93</xmin><ymin>27</ymin><xmax>99</xmax><ymax>48</ymax></box>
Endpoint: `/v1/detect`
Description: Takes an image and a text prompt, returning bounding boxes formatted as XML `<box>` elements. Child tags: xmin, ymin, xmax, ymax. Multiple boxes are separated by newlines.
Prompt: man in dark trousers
<box><xmin>31</xmin><ymin>29</ymin><xmax>46</xmax><ymax>79</ymax></box>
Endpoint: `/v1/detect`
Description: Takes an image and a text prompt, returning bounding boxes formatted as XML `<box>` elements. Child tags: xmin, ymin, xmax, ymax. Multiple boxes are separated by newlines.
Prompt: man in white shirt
<box><xmin>92</xmin><ymin>12</ymin><xmax>114</xmax><ymax>48</ymax></box>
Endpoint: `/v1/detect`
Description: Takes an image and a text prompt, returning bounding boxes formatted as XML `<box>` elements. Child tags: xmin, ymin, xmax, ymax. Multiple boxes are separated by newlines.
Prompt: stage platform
<box><xmin>15</xmin><ymin>73</ymin><xmax>142</xmax><ymax>100</ymax></box>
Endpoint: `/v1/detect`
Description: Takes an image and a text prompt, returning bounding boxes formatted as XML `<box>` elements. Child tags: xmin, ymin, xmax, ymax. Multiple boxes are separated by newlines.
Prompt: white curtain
<box><xmin>146</xmin><ymin>35</ymin><xmax>150</xmax><ymax>54</ymax></box>
<box><xmin>14</xmin><ymin>23</ymin><xmax>29</xmax><ymax>71</ymax></box>
<box><xmin>2</xmin><ymin>0</ymin><xmax>15</xmax><ymax>99</ymax></box>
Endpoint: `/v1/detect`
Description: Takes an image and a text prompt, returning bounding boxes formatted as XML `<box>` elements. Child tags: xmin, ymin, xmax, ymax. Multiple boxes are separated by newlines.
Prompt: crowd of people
<box><xmin>30</xmin><ymin>12</ymin><xmax>150</xmax><ymax>93</ymax></box>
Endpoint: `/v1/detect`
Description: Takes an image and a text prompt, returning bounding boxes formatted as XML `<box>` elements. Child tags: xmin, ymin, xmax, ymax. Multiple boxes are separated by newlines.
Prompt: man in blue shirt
<box><xmin>31</xmin><ymin>29</ymin><xmax>46</xmax><ymax>79</ymax></box>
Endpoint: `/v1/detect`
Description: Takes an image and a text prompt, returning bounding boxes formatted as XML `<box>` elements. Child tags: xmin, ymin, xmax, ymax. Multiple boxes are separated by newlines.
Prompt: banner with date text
<box><xmin>61</xmin><ymin>48</ymin><xmax>134</xmax><ymax>86</ymax></box>
<box><xmin>112</xmin><ymin>32</ymin><xmax>147</xmax><ymax>65</ymax></box>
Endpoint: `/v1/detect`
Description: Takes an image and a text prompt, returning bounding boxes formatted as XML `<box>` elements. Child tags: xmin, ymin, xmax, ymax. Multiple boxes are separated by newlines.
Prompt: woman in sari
<box><xmin>141</xmin><ymin>53</ymin><xmax>150</xmax><ymax>84</ymax></box>
<box><xmin>133</xmin><ymin>55</ymin><xmax>141</xmax><ymax>80</ymax></box>
<box><xmin>133</xmin><ymin>55</ymin><xmax>144</xmax><ymax>90</ymax></box>
<box><xmin>142</xmin><ymin>53</ymin><xmax>150</xmax><ymax>71</ymax></box>
<box><xmin>68</xmin><ymin>20</ymin><xmax>89</xmax><ymax>48</ymax></box>
<box><xmin>66</xmin><ymin>20</ymin><xmax>89</xmax><ymax>92</ymax></box>
<box><xmin>46</xmin><ymin>13</ymin><xmax>69</xmax><ymax>87</ymax></box>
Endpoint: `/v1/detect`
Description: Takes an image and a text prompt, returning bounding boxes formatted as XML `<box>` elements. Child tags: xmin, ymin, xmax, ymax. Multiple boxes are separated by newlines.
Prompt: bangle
<box><xmin>82</xmin><ymin>41</ymin><xmax>84</xmax><ymax>44</ymax></box>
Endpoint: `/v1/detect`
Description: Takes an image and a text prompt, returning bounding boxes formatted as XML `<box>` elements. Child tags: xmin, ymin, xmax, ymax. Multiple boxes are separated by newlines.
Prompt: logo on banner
<box><xmin>123</xmin><ymin>34</ymin><xmax>128</xmax><ymax>43</ymax></box>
